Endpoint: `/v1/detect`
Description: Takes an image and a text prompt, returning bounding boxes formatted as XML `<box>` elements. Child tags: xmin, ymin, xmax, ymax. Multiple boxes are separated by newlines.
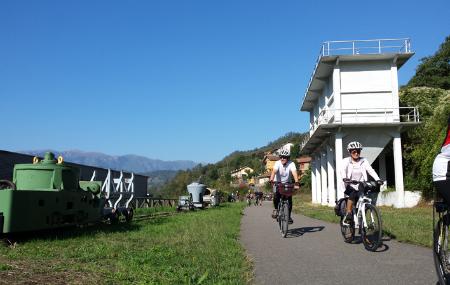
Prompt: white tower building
<box><xmin>300</xmin><ymin>39</ymin><xmax>420</xmax><ymax>208</ymax></box>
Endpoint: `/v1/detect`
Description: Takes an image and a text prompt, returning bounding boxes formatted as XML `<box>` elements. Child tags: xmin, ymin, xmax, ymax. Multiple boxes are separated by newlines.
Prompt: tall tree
<box><xmin>406</xmin><ymin>35</ymin><xmax>450</xmax><ymax>90</ymax></box>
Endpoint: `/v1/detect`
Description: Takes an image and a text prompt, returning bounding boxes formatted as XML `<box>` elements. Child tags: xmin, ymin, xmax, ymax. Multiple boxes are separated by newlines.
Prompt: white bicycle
<box><xmin>339</xmin><ymin>180</ymin><xmax>383</xmax><ymax>251</ymax></box>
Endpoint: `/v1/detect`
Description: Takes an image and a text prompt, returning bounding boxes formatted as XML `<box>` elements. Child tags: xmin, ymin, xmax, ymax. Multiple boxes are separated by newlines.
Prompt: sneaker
<box><xmin>271</xmin><ymin>210</ymin><xmax>278</xmax><ymax>219</ymax></box>
<box><xmin>288</xmin><ymin>218</ymin><xmax>294</xmax><ymax>224</ymax></box>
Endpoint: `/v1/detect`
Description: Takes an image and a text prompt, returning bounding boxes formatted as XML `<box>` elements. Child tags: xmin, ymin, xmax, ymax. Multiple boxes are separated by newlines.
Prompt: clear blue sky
<box><xmin>1</xmin><ymin>0</ymin><xmax>449</xmax><ymax>163</ymax></box>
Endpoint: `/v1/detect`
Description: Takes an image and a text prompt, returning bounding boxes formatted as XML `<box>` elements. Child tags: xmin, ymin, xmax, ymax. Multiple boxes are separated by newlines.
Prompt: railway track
<box><xmin>132</xmin><ymin>211</ymin><xmax>178</xmax><ymax>221</ymax></box>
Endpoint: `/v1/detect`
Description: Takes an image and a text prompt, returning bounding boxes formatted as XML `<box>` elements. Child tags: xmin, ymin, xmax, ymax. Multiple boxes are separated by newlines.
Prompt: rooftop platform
<box><xmin>299</xmin><ymin>106</ymin><xmax>420</xmax><ymax>155</ymax></box>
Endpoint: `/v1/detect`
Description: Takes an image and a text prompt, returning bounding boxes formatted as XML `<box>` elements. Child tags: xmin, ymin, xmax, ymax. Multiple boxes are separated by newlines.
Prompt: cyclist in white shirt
<box><xmin>342</xmin><ymin>141</ymin><xmax>383</xmax><ymax>224</ymax></box>
<box><xmin>269</xmin><ymin>147</ymin><xmax>300</xmax><ymax>224</ymax></box>
<box><xmin>433</xmin><ymin>115</ymin><xmax>450</xmax><ymax>204</ymax></box>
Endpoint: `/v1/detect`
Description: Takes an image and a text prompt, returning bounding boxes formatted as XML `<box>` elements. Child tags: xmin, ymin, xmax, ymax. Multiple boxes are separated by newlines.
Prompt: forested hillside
<box><xmin>154</xmin><ymin>132</ymin><xmax>307</xmax><ymax>198</ymax></box>
<box><xmin>400</xmin><ymin>35</ymin><xmax>450</xmax><ymax>198</ymax></box>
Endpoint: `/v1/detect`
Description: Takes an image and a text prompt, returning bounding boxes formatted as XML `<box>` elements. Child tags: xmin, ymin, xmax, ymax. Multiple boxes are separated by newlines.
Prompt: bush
<box><xmin>300</xmin><ymin>169</ymin><xmax>311</xmax><ymax>193</ymax></box>
<box><xmin>400</xmin><ymin>87</ymin><xmax>450</xmax><ymax>198</ymax></box>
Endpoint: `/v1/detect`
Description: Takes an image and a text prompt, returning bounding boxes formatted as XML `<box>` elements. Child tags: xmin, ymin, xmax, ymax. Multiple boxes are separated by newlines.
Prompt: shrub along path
<box><xmin>240</xmin><ymin>201</ymin><xmax>435</xmax><ymax>285</ymax></box>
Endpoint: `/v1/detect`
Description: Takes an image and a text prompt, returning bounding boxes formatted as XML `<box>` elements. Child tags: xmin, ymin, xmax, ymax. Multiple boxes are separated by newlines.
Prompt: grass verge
<box><xmin>0</xmin><ymin>203</ymin><xmax>250</xmax><ymax>285</ymax></box>
<box><xmin>293</xmin><ymin>192</ymin><xmax>433</xmax><ymax>247</ymax></box>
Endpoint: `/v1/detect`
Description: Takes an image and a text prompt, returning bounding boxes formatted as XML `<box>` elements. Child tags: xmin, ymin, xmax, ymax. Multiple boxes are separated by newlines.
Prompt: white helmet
<box><xmin>347</xmin><ymin>141</ymin><xmax>363</xmax><ymax>151</ymax></box>
<box><xmin>279</xmin><ymin>147</ymin><xmax>290</xmax><ymax>157</ymax></box>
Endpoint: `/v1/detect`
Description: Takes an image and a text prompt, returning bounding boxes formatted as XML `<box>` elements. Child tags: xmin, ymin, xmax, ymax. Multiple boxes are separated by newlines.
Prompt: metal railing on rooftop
<box><xmin>321</xmin><ymin>38</ymin><xmax>412</xmax><ymax>56</ymax></box>
<box><xmin>300</xmin><ymin>106</ymin><xmax>420</xmax><ymax>151</ymax></box>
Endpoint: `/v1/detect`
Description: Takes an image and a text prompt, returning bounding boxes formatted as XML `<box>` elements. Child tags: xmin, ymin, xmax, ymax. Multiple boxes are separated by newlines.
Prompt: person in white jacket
<box><xmin>269</xmin><ymin>147</ymin><xmax>300</xmax><ymax>224</ymax></box>
<box><xmin>342</xmin><ymin>141</ymin><xmax>383</xmax><ymax>223</ymax></box>
<box><xmin>433</xmin><ymin>115</ymin><xmax>450</xmax><ymax>204</ymax></box>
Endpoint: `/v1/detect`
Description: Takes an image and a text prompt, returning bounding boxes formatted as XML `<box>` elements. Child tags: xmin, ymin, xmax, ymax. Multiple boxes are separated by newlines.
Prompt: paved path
<box><xmin>240</xmin><ymin>201</ymin><xmax>436</xmax><ymax>285</ymax></box>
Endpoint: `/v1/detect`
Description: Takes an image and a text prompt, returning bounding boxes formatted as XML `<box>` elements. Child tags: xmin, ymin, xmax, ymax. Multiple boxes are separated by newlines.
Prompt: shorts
<box><xmin>344</xmin><ymin>184</ymin><xmax>364</xmax><ymax>202</ymax></box>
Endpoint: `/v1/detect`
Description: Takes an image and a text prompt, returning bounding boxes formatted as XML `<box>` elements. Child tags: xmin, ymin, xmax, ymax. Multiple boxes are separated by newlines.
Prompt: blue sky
<box><xmin>0</xmin><ymin>0</ymin><xmax>449</xmax><ymax>163</ymax></box>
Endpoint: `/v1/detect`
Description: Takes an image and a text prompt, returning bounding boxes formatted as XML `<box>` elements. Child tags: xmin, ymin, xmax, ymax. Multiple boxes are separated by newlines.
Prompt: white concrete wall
<box><xmin>326</xmin><ymin>78</ymin><xmax>334</xmax><ymax>114</ymax></box>
<box><xmin>377</xmin><ymin>191</ymin><xmax>421</xmax><ymax>208</ymax></box>
<box><xmin>340</xmin><ymin>128</ymin><xmax>393</xmax><ymax>164</ymax></box>
<box><xmin>338</xmin><ymin>60</ymin><xmax>397</xmax><ymax>124</ymax></box>
<box><xmin>340</xmin><ymin>61</ymin><xmax>392</xmax><ymax>94</ymax></box>
<box><xmin>319</xmin><ymin>89</ymin><xmax>326</xmax><ymax>114</ymax></box>
<box><xmin>332</xmin><ymin>64</ymin><xmax>341</xmax><ymax>123</ymax></box>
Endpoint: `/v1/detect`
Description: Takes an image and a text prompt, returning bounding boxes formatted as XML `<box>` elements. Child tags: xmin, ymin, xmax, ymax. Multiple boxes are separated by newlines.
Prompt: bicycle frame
<box><xmin>353</xmin><ymin>194</ymin><xmax>373</xmax><ymax>229</ymax></box>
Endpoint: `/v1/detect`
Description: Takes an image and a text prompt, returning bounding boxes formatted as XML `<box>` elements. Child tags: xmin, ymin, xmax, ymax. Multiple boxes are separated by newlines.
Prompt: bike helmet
<box><xmin>347</xmin><ymin>141</ymin><xmax>363</xmax><ymax>151</ymax></box>
<box><xmin>279</xmin><ymin>147</ymin><xmax>290</xmax><ymax>157</ymax></box>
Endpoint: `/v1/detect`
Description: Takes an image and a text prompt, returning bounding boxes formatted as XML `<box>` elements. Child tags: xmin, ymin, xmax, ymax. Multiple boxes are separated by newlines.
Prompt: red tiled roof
<box><xmin>298</xmin><ymin>156</ymin><xmax>312</xmax><ymax>163</ymax></box>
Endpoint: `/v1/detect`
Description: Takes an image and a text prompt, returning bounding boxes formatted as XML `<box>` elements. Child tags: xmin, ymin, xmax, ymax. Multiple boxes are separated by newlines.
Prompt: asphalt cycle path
<box><xmin>240</xmin><ymin>201</ymin><xmax>436</xmax><ymax>285</ymax></box>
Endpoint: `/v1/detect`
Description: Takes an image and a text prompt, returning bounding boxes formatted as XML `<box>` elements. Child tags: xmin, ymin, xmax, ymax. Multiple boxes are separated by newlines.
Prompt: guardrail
<box><xmin>321</xmin><ymin>38</ymin><xmax>412</xmax><ymax>56</ymax></box>
<box><xmin>133</xmin><ymin>197</ymin><xmax>178</xmax><ymax>208</ymax></box>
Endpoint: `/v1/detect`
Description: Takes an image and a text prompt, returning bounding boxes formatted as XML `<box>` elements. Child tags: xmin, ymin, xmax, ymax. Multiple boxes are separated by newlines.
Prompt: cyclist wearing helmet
<box><xmin>269</xmin><ymin>147</ymin><xmax>300</xmax><ymax>224</ymax></box>
<box><xmin>246</xmin><ymin>190</ymin><xmax>253</xmax><ymax>206</ymax></box>
<box><xmin>433</xmin><ymin>115</ymin><xmax>450</xmax><ymax>204</ymax></box>
<box><xmin>342</xmin><ymin>141</ymin><xmax>383</xmax><ymax>224</ymax></box>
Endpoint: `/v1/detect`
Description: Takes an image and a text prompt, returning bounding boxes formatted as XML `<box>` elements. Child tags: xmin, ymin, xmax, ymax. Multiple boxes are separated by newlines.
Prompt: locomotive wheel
<box><xmin>0</xmin><ymin>180</ymin><xmax>16</xmax><ymax>190</ymax></box>
<box><xmin>109</xmin><ymin>211</ymin><xmax>119</xmax><ymax>225</ymax></box>
<box><xmin>125</xmin><ymin>208</ymin><xmax>134</xmax><ymax>223</ymax></box>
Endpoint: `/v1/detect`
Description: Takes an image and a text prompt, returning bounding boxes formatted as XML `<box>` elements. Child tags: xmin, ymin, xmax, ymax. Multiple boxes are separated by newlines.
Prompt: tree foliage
<box><xmin>156</xmin><ymin>132</ymin><xmax>307</xmax><ymax>198</ymax></box>
<box><xmin>399</xmin><ymin>35</ymin><xmax>450</xmax><ymax>197</ymax></box>
<box><xmin>406</xmin><ymin>35</ymin><xmax>450</xmax><ymax>90</ymax></box>
<box><xmin>400</xmin><ymin>88</ymin><xmax>450</xmax><ymax>197</ymax></box>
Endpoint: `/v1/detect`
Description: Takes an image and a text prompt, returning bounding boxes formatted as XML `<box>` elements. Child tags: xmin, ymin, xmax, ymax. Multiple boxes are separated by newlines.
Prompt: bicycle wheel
<box><xmin>280</xmin><ymin>202</ymin><xmax>289</xmax><ymax>238</ymax></box>
<box><xmin>361</xmin><ymin>204</ymin><xmax>382</xmax><ymax>251</ymax></box>
<box><xmin>434</xmin><ymin>214</ymin><xmax>450</xmax><ymax>285</ymax></box>
<box><xmin>277</xmin><ymin>205</ymin><xmax>282</xmax><ymax>230</ymax></box>
<box><xmin>340</xmin><ymin>216</ymin><xmax>354</xmax><ymax>243</ymax></box>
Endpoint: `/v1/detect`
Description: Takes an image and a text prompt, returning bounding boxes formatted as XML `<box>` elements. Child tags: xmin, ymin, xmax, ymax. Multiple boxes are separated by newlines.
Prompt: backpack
<box><xmin>334</xmin><ymin>197</ymin><xmax>348</xmax><ymax>217</ymax></box>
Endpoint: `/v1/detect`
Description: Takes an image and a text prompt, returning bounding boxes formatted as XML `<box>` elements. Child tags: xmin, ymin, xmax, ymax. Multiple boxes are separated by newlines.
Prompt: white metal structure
<box><xmin>101</xmin><ymin>169</ymin><xmax>135</xmax><ymax>209</ymax></box>
<box><xmin>300</xmin><ymin>38</ymin><xmax>420</xmax><ymax>208</ymax></box>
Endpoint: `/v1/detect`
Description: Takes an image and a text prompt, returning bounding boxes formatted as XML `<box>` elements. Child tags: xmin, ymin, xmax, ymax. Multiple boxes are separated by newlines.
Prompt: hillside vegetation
<box><xmin>400</xmin><ymin>35</ymin><xmax>450</xmax><ymax>197</ymax></box>
<box><xmin>156</xmin><ymin>132</ymin><xmax>307</xmax><ymax>198</ymax></box>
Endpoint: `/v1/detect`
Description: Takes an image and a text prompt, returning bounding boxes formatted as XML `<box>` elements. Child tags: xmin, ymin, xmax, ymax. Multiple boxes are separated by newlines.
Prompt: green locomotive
<box><xmin>0</xmin><ymin>152</ymin><xmax>106</xmax><ymax>234</ymax></box>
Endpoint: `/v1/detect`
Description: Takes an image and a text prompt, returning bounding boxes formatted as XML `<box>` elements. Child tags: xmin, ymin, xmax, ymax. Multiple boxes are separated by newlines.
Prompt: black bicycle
<box><xmin>433</xmin><ymin>198</ymin><xmax>450</xmax><ymax>284</ymax></box>
<box><xmin>339</xmin><ymin>180</ymin><xmax>383</xmax><ymax>251</ymax></box>
<box><xmin>274</xmin><ymin>182</ymin><xmax>295</xmax><ymax>238</ymax></box>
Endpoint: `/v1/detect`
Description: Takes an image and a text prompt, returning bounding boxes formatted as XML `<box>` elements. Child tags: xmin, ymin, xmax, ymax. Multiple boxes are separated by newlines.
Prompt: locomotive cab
<box><xmin>13</xmin><ymin>152</ymin><xmax>80</xmax><ymax>191</ymax></box>
<box><xmin>0</xmin><ymin>152</ymin><xmax>105</xmax><ymax>233</ymax></box>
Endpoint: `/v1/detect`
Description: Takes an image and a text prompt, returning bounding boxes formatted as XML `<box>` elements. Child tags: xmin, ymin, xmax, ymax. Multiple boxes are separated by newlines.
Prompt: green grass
<box><xmin>0</xmin><ymin>203</ymin><xmax>250</xmax><ymax>284</ymax></box>
<box><xmin>294</xmin><ymin>192</ymin><xmax>433</xmax><ymax>247</ymax></box>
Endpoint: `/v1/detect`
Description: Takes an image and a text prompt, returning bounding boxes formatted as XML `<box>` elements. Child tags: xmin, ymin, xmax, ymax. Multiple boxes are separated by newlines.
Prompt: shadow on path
<box><xmin>287</xmin><ymin>226</ymin><xmax>325</xmax><ymax>238</ymax></box>
<box><xmin>346</xmin><ymin>236</ymin><xmax>390</xmax><ymax>253</ymax></box>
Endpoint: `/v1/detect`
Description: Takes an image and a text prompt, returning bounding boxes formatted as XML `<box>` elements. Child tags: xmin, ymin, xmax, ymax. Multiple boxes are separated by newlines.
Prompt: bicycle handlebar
<box><xmin>343</xmin><ymin>179</ymin><xmax>384</xmax><ymax>185</ymax></box>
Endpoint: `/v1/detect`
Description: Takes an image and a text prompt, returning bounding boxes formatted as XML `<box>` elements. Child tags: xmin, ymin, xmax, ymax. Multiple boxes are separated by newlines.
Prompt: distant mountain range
<box><xmin>20</xmin><ymin>150</ymin><xmax>198</xmax><ymax>174</ymax></box>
